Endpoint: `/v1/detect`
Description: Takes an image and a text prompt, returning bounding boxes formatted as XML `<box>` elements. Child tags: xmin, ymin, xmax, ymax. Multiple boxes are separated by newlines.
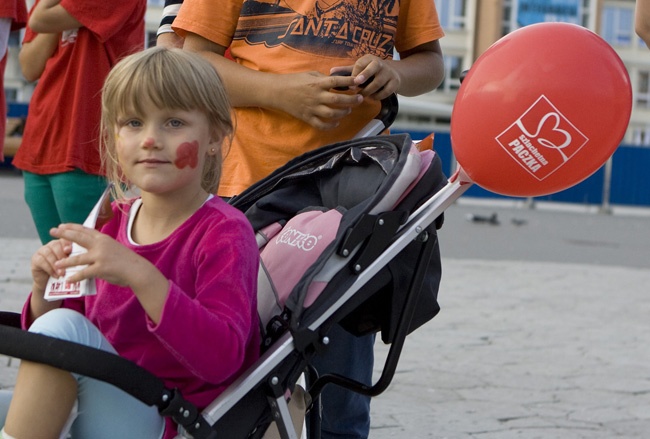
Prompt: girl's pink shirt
<box><xmin>23</xmin><ymin>196</ymin><xmax>260</xmax><ymax>438</ymax></box>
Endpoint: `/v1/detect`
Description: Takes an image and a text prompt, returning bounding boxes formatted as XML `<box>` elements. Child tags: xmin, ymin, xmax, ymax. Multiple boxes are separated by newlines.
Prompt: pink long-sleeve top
<box><xmin>23</xmin><ymin>196</ymin><xmax>260</xmax><ymax>438</ymax></box>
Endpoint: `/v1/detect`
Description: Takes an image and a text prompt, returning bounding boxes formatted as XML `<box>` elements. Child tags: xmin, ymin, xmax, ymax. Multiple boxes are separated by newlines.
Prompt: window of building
<box><xmin>4</xmin><ymin>88</ymin><xmax>17</xmax><ymax>103</ymax></box>
<box><xmin>638</xmin><ymin>71</ymin><xmax>650</xmax><ymax>109</ymax></box>
<box><xmin>435</xmin><ymin>0</ymin><xmax>467</xmax><ymax>30</ymax></box>
<box><xmin>579</xmin><ymin>0</ymin><xmax>593</xmax><ymax>27</ymax></box>
<box><xmin>601</xmin><ymin>5</ymin><xmax>635</xmax><ymax>47</ymax></box>
<box><xmin>631</xmin><ymin>126</ymin><xmax>650</xmax><ymax>146</ymax></box>
<box><xmin>503</xmin><ymin>0</ymin><xmax>595</xmax><ymax>35</ymax></box>
<box><xmin>502</xmin><ymin>0</ymin><xmax>514</xmax><ymax>36</ymax></box>
<box><xmin>438</xmin><ymin>55</ymin><xmax>464</xmax><ymax>93</ymax></box>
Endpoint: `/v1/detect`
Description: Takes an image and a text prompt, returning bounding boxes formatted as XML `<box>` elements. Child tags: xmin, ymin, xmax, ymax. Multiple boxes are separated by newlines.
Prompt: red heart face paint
<box><xmin>174</xmin><ymin>141</ymin><xmax>199</xmax><ymax>169</ymax></box>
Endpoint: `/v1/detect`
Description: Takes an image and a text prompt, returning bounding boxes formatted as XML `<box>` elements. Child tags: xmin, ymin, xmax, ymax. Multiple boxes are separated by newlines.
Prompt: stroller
<box><xmin>0</xmin><ymin>97</ymin><xmax>455</xmax><ymax>438</ymax></box>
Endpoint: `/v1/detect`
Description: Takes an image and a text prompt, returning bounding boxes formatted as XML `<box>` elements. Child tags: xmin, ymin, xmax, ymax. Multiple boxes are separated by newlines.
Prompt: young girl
<box><xmin>0</xmin><ymin>47</ymin><xmax>260</xmax><ymax>439</ymax></box>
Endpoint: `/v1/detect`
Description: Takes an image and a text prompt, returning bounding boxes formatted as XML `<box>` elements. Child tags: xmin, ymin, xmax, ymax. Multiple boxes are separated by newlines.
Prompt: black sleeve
<box><xmin>158</xmin><ymin>0</ymin><xmax>183</xmax><ymax>35</ymax></box>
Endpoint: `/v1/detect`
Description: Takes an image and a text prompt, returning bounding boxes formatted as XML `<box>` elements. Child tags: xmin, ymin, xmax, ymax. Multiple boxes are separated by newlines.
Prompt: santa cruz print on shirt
<box><xmin>235</xmin><ymin>0</ymin><xmax>398</xmax><ymax>58</ymax></box>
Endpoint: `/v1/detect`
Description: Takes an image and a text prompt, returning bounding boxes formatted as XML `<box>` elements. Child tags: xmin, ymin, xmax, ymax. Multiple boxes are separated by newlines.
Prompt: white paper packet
<box><xmin>44</xmin><ymin>185</ymin><xmax>114</xmax><ymax>301</ymax></box>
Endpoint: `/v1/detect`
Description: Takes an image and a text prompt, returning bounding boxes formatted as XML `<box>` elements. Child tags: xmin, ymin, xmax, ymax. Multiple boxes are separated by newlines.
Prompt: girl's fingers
<box><xmin>50</xmin><ymin>224</ymin><xmax>95</xmax><ymax>247</ymax></box>
<box><xmin>47</xmin><ymin>225</ymin><xmax>99</xmax><ymax>277</ymax></box>
<box><xmin>61</xmin><ymin>266</ymin><xmax>91</xmax><ymax>284</ymax></box>
<box><xmin>54</xmin><ymin>254</ymin><xmax>85</xmax><ymax>272</ymax></box>
<box><xmin>32</xmin><ymin>252</ymin><xmax>55</xmax><ymax>277</ymax></box>
<box><xmin>32</xmin><ymin>248</ymin><xmax>64</xmax><ymax>278</ymax></box>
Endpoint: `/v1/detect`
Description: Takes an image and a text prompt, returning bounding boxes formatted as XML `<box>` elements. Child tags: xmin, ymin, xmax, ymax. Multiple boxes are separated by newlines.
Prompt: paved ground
<box><xmin>1</xmin><ymin>170</ymin><xmax>649</xmax><ymax>438</ymax></box>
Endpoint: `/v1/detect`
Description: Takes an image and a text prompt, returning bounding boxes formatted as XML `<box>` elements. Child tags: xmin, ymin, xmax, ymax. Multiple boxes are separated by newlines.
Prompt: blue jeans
<box><xmin>311</xmin><ymin>324</ymin><xmax>375</xmax><ymax>439</ymax></box>
<box><xmin>0</xmin><ymin>309</ymin><xmax>165</xmax><ymax>439</ymax></box>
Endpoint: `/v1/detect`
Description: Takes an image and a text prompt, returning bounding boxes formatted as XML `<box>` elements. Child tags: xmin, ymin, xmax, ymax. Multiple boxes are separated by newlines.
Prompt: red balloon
<box><xmin>450</xmin><ymin>22</ymin><xmax>632</xmax><ymax>197</ymax></box>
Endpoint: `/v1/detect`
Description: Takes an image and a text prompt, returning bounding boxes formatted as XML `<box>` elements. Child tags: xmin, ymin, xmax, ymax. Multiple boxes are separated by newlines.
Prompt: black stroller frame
<box><xmin>0</xmin><ymin>94</ymin><xmax>472</xmax><ymax>438</ymax></box>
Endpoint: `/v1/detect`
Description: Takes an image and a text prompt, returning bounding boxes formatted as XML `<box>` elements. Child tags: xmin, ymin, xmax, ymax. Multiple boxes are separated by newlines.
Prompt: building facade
<box><xmin>3</xmin><ymin>0</ymin><xmax>647</xmax><ymax>145</ymax></box>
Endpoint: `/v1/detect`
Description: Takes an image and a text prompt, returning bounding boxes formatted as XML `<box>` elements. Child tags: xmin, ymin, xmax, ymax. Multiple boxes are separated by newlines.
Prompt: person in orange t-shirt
<box><xmin>170</xmin><ymin>0</ymin><xmax>445</xmax><ymax>437</ymax></box>
<box><xmin>172</xmin><ymin>0</ymin><xmax>445</xmax><ymax>198</ymax></box>
<box><xmin>12</xmin><ymin>0</ymin><xmax>146</xmax><ymax>244</ymax></box>
<box><xmin>0</xmin><ymin>0</ymin><xmax>27</xmax><ymax>162</ymax></box>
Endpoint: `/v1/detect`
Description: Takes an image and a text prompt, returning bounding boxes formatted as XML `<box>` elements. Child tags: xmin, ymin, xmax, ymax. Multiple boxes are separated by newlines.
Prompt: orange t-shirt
<box><xmin>174</xmin><ymin>0</ymin><xmax>444</xmax><ymax>196</ymax></box>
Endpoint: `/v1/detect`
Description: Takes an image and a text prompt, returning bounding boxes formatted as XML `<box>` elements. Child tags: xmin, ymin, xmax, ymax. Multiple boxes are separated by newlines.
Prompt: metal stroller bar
<box><xmin>308</xmin><ymin>229</ymin><xmax>438</xmax><ymax>398</ymax></box>
<box><xmin>353</xmin><ymin>94</ymin><xmax>399</xmax><ymax>139</ymax></box>
<box><xmin>200</xmin><ymin>332</ymin><xmax>295</xmax><ymax>424</ymax></box>
<box><xmin>307</xmin><ymin>169</ymin><xmax>472</xmax><ymax>332</ymax></box>
<box><xmin>267</xmin><ymin>394</ymin><xmax>300</xmax><ymax>439</ymax></box>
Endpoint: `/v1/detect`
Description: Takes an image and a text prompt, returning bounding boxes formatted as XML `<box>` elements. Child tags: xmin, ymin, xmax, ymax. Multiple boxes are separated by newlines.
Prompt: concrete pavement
<box><xmin>1</xmin><ymin>171</ymin><xmax>649</xmax><ymax>438</ymax></box>
<box><xmin>370</xmin><ymin>259</ymin><xmax>650</xmax><ymax>438</ymax></box>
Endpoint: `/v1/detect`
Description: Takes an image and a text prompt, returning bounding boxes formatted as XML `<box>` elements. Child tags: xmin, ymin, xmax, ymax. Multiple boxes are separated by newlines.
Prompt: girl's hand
<box><xmin>49</xmin><ymin>224</ymin><xmax>169</xmax><ymax>323</ymax></box>
<box><xmin>273</xmin><ymin>71</ymin><xmax>364</xmax><ymax>130</ymax></box>
<box><xmin>30</xmin><ymin>238</ymin><xmax>72</xmax><ymax>297</ymax></box>
<box><xmin>49</xmin><ymin>224</ymin><xmax>149</xmax><ymax>287</ymax></box>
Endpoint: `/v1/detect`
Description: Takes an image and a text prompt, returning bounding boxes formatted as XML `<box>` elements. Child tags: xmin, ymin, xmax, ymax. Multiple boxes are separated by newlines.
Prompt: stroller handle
<box><xmin>376</xmin><ymin>93</ymin><xmax>399</xmax><ymax>131</ymax></box>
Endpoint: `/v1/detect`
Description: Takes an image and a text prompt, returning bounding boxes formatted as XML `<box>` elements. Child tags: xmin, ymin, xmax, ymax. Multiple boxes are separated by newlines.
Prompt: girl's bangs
<box><xmin>113</xmin><ymin>63</ymin><xmax>194</xmax><ymax>117</ymax></box>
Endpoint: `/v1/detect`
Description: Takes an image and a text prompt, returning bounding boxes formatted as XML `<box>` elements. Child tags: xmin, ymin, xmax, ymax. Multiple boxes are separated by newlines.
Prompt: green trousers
<box><xmin>23</xmin><ymin>170</ymin><xmax>108</xmax><ymax>244</ymax></box>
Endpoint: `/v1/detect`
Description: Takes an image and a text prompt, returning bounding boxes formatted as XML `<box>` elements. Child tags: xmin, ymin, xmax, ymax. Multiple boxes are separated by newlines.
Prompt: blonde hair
<box><xmin>100</xmin><ymin>47</ymin><xmax>233</xmax><ymax>198</ymax></box>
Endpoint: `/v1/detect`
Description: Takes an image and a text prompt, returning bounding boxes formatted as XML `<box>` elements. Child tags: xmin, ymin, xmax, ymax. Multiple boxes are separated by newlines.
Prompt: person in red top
<box><xmin>12</xmin><ymin>0</ymin><xmax>146</xmax><ymax>244</ymax></box>
<box><xmin>0</xmin><ymin>0</ymin><xmax>27</xmax><ymax>162</ymax></box>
